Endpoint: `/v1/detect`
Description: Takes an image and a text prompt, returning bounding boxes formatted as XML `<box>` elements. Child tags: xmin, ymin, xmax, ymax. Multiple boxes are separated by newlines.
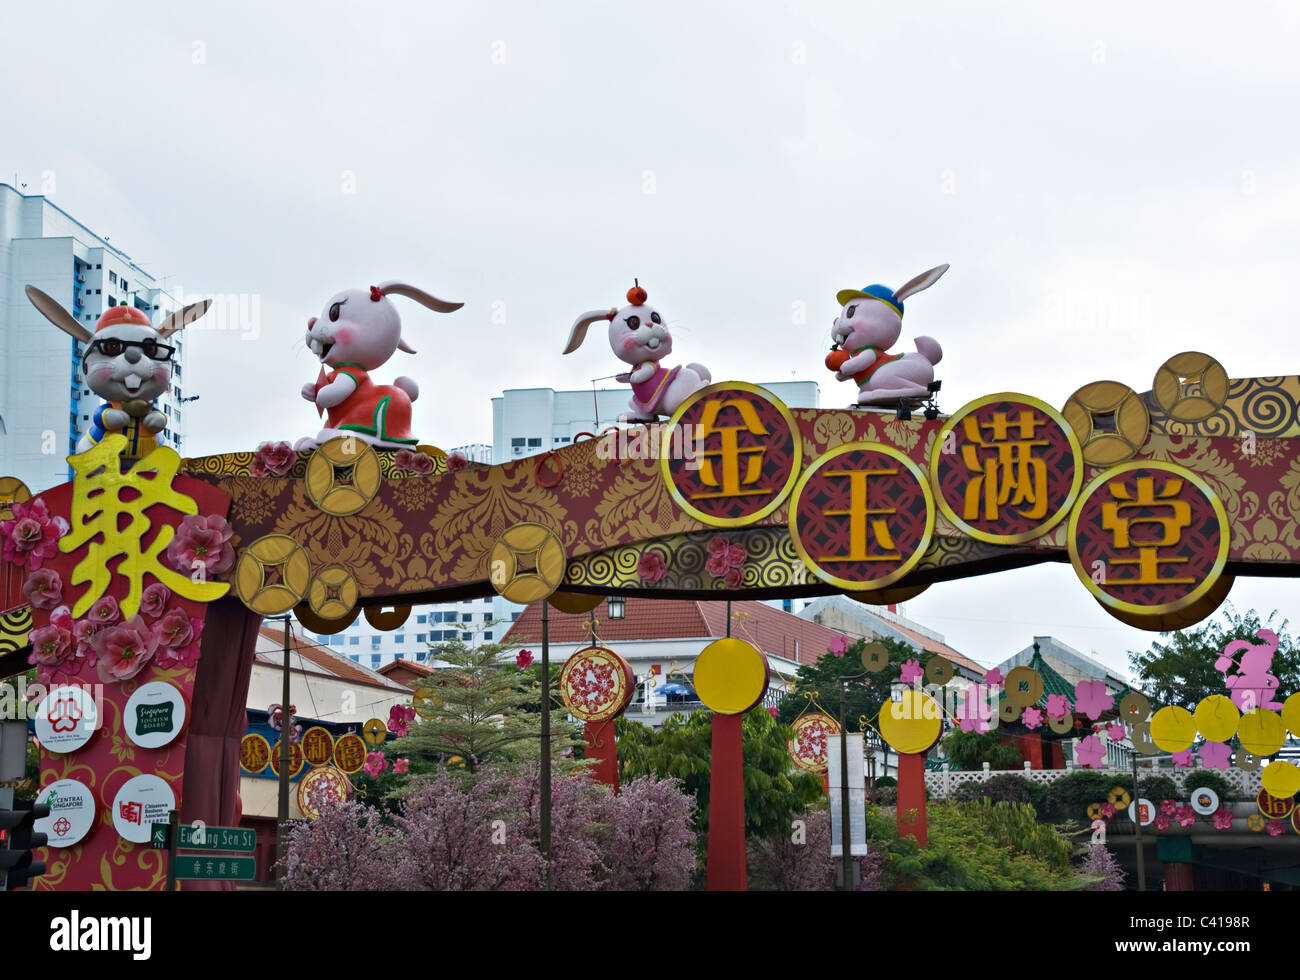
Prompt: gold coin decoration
<box><xmin>924</xmin><ymin>656</ymin><xmax>954</xmax><ymax>686</ymax></box>
<box><xmin>1281</xmin><ymin>692</ymin><xmax>1300</xmax><ymax>738</ymax></box>
<box><xmin>860</xmin><ymin>642</ymin><xmax>890</xmax><ymax>673</ymax></box>
<box><xmin>1193</xmin><ymin>694</ymin><xmax>1240</xmax><ymax>743</ymax></box>
<box><xmin>1086</xmin><ymin>802</ymin><xmax>1104</xmax><ymax>821</ymax></box>
<box><xmin>361</xmin><ymin>718</ymin><xmax>388</xmax><ymax>748</ymax></box>
<box><xmin>0</xmin><ymin>476</ymin><xmax>32</xmax><ymax>521</ymax></box>
<box><xmin>235</xmin><ymin>534</ymin><xmax>312</xmax><ymax>615</ymax></box>
<box><xmin>1062</xmin><ymin>380</ymin><xmax>1151</xmax><ymax>466</ymax></box>
<box><xmin>365</xmin><ymin>605</ymin><xmax>412</xmax><ymax>631</ymax></box>
<box><xmin>1130</xmin><ymin>721</ymin><xmax>1160</xmax><ymax>755</ymax></box>
<box><xmin>294</xmin><ymin>603</ymin><xmax>360</xmax><ymax>635</ymax></box>
<box><xmin>305</xmin><ymin>436</ymin><xmax>382</xmax><ymax>516</ymax></box>
<box><xmin>1118</xmin><ymin>691</ymin><xmax>1152</xmax><ymax>724</ymax></box>
<box><xmin>999</xmin><ymin>701</ymin><xmax>1022</xmax><ymax>724</ymax></box>
<box><xmin>547</xmin><ymin>591</ymin><xmax>604</xmax><ymax>615</ymax></box>
<box><xmin>693</xmin><ymin>638</ymin><xmax>770</xmax><ymax>715</ymax></box>
<box><xmin>308</xmin><ymin>564</ymin><xmax>360</xmax><ymax>620</ymax></box>
<box><xmin>1151</xmin><ymin>352</ymin><xmax>1229</xmax><ymax>422</ymax></box>
<box><xmin>1261</xmin><ymin>760</ymin><xmax>1300</xmax><ymax>800</ymax></box>
<box><xmin>1238</xmin><ymin>709</ymin><xmax>1285</xmax><ymax>757</ymax></box>
<box><xmin>1108</xmin><ymin>786</ymin><xmax>1131</xmax><ymax>809</ymax></box>
<box><xmin>1004</xmin><ymin>667</ymin><xmax>1044</xmax><ymax>707</ymax></box>
<box><xmin>488</xmin><ymin>522</ymin><xmax>567</xmax><ymax>604</ymax></box>
<box><xmin>1047</xmin><ymin>711</ymin><xmax>1074</xmax><ymax>735</ymax></box>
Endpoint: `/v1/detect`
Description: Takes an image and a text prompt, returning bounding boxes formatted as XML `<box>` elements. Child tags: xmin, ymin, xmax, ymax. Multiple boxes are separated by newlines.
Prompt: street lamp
<box><xmin>607</xmin><ymin>596</ymin><xmax>625</xmax><ymax>619</ymax></box>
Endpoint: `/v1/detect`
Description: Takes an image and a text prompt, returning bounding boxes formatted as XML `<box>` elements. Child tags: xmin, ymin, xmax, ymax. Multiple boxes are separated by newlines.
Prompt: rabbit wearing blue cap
<box><xmin>829</xmin><ymin>264</ymin><xmax>947</xmax><ymax>405</ymax></box>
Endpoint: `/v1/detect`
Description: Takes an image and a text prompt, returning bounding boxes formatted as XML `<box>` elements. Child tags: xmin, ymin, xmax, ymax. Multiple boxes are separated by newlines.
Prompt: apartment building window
<box><xmin>462</xmin><ymin>632</ymin><xmax>472</xmax><ymax>641</ymax></box>
<box><xmin>527</xmin><ymin>437</ymin><xmax>542</xmax><ymax>447</ymax></box>
<box><xmin>109</xmin><ymin>271</ymin><xmax>117</xmax><ymax>285</ymax></box>
<box><xmin>417</xmin><ymin>614</ymin><xmax>427</xmax><ymax>624</ymax></box>
<box><xmin>461</xmin><ymin>613</ymin><xmax>472</xmax><ymax>623</ymax></box>
<box><xmin>95</xmin><ymin>263</ymin><xmax>101</xmax><ymax>269</ymax></box>
<box><xmin>417</xmin><ymin>633</ymin><xmax>426</xmax><ymax>643</ymax></box>
<box><xmin>395</xmin><ymin>634</ymin><xmax>404</xmax><ymax>643</ymax></box>
<box><xmin>350</xmin><ymin>655</ymin><xmax>359</xmax><ymax>663</ymax></box>
<box><xmin>370</xmin><ymin>654</ymin><xmax>380</xmax><ymax>667</ymax></box>
<box><xmin>371</xmin><ymin>635</ymin><xmax>381</xmax><ymax>647</ymax></box>
<box><xmin>511</xmin><ymin>438</ymin><xmax>525</xmax><ymax>447</ymax></box>
<box><xmin>484</xmin><ymin>631</ymin><xmax>493</xmax><ymax>640</ymax></box>
<box><xmin>349</xmin><ymin>636</ymin><xmax>359</xmax><ymax>645</ymax></box>
<box><xmin>416</xmin><ymin>651</ymin><xmax>426</xmax><ymax>662</ymax></box>
<box><xmin>395</xmin><ymin>652</ymin><xmax>404</xmax><ymax>660</ymax></box>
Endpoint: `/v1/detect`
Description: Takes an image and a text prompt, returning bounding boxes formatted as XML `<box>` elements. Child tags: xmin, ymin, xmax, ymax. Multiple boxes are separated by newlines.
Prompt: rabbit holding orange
<box><xmin>829</xmin><ymin>264</ymin><xmax>948</xmax><ymax>405</ymax></box>
<box><xmin>297</xmin><ymin>281</ymin><xmax>462</xmax><ymax>451</ymax></box>
<box><xmin>563</xmin><ymin>282</ymin><xmax>711</xmax><ymax>421</ymax></box>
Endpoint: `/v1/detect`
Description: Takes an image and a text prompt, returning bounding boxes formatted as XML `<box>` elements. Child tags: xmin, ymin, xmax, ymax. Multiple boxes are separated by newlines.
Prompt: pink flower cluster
<box><xmin>1174</xmin><ymin>804</ymin><xmax>1197</xmax><ymax>828</ymax></box>
<box><xmin>1212</xmin><ymin>807</ymin><xmax>1234</xmax><ymax>830</ymax></box>
<box><xmin>637</xmin><ymin>549</ymin><xmax>668</xmax><ymax>584</ymax></box>
<box><xmin>364</xmin><ymin>751</ymin><xmax>388</xmax><ymax>779</ymax></box>
<box><xmin>1</xmin><ymin>497</ymin><xmax>68</xmax><ymax>570</ymax></box>
<box><xmin>445</xmin><ymin>452</ymin><xmax>469</xmax><ymax>472</ymax></box>
<box><xmin>706</xmin><ymin>535</ymin><xmax>746</xmax><ymax>590</ymax></box>
<box><xmin>388</xmin><ymin>704</ymin><xmax>417</xmax><ymax>738</ymax></box>
<box><xmin>165</xmin><ymin>514</ymin><xmax>234</xmax><ymax>578</ymax></box>
<box><xmin>22</xmin><ymin>568</ymin><xmax>63</xmax><ymax>610</ymax></box>
<box><xmin>394</xmin><ymin>449</ymin><xmax>434</xmax><ymax>474</ymax></box>
<box><xmin>515</xmin><ymin>649</ymin><xmax>535</xmax><ymax>670</ymax></box>
<box><xmin>828</xmin><ymin>635</ymin><xmax>849</xmax><ymax>658</ymax></box>
<box><xmin>250</xmin><ymin>441</ymin><xmax>296</xmax><ymax>477</ymax></box>
<box><xmin>1045</xmin><ymin>693</ymin><xmax>1072</xmax><ymax>720</ymax></box>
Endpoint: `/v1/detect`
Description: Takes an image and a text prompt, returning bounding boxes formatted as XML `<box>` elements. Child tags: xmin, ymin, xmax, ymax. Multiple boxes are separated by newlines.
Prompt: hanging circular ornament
<box><xmin>297</xmin><ymin>766</ymin><xmax>352</xmax><ymax>821</ymax></box>
<box><xmin>558</xmin><ymin>645</ymin><xmax>636</xmax><ymax>723</ymax></box>
<box><xmin>235</xmin><ymin>534</ymin><xmax>312</xmax><ymax>616</ymax></box>
<box><xmin>860</xmin><ymin>641</ymin><xmax>890</xmax><ymax>673</ymax></box>
<box><xmin>788</xmin><ymin>713</ymin><xmax>841</xmax><ymax>774</ymax></box>
<box><xmin>547</xmin><ymin>591</ymin><xmax>605</xmax><ymax>615</ymax></box>
<box><xmin>307</xmin><ymin>564</ymin><xmax>360</xmax><ymax>620</ymax></box>
<box><xmin>361</xmin><ymin>717</ymin><xmax>388</xmax><ymax>747</ymax></box>
<box><xmin>1151</xmin><ymin>352</ymin><xmax>1229</xmax><ymax>422</ymax></box>
<box><xmin>879</xmin><ymin>690</ymin><xmax>943</xmax><ymax>755</ymax></box>
<box><xmin>1003</xmin><ymin>666</ymin><xmax>1044</xmax><ymax>707</ymax></box>
<box><xmin>333</xmin><ymin>732</ymin><xmax>368</xmax><ymax>774</ymax></box>
<box><xmin>693</xmin><ymin>638</ymin><xmax>770</xmax><ymax>715</ymax></box>
<box><xmin>294</xmin><ymin>602</ymin><xmax>360</xmax><ymax>634</ymax></box>
<box><xmin>488</xmin><ymin>522</ymin><xmax>567</xmax><ymax>603</ymax></box>
<box><xmin>364</xmin><ymin>605</ymin><xmax>412</xmax><ymax>631</ymax></box>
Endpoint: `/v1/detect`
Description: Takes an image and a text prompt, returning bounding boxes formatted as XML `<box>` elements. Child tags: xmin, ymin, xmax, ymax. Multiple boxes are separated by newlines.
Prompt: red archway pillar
<box><xmin>706</xmin><ymin>714</ymin><xmax>746</xmax><ymax>890</ymax></box>
<box><xmin>583</xmin><ymin>720</ymin><xmax>619</xmax><ymax>793</ymax></box>
<box><xmin>896</xmin><ymin>752</ymin><xmax>928</xmax><ymax>847</ymax></box>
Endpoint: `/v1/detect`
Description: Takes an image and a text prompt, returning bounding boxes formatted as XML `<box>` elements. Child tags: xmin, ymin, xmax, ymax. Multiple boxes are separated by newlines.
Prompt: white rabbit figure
<box><xmin>830</xmin><ymin>264</ymin><xmax>948</xmax><ymax>406</ymax></box>
<box><xmin>296</xmin><ymin>281</ymin><xmax>462</xmax><ymax>451</ymax></box>
<box><xmin>563</xmin><ymin>282</ymin><xmax>711</xmax><ymax>422</ymax></box>
<box><xmin>25</xmin><ymin>285</ymin><xmax>211</xmax><ymax>459</ymax></box>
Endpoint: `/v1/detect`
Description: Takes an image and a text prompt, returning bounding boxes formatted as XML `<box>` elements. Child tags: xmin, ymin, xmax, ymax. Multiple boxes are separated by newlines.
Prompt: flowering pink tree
<box><xmin>278</xmin><ymin>800</ymin><xmax>405</xmax><ymax>891</ymax></box>
<box><xmin>1080</xmin><ymin>840</ymin><xmax>1126</xmax><ymax>891</ymax></box>
<box><xmin>604</xmin><ymin>776</ymin><xmax>698</xmax><ymax>891</ymax></box>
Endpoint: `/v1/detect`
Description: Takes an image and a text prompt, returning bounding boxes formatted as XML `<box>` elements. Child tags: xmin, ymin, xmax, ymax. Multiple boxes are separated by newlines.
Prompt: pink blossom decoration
<box><xmin>1106</xmin><ymin>723</ymin><xmax>1127</xmax><ymax>743</ymax></box>
<box><xmin>71</xmin><ymin>617</ymin><xmax>100</xmax><ymax>665</ymax></box>
<box><xmin>1100</xmin><ymin>801</ymin><xmax>1117</xmax><ymax>819</ymax></box>
<box><xmin>1159</xmin><ymin>798</ymin><xmax>1178</xmax><ymax>816</ymax></box>
<box><xmin>22</xmin><ymin>568</ymin><xmax>63</xmax><ymax>610</ymax></box>
<box><xmin>1212</xmin><ymin>807</ymin><xmax>1233</xmax><ymax>830</ymax></box>
<box><xmin>1267</xmin><ymin>819</ymin><xmax>1285</xmax><ymax>837</ymax></box>
<box><xmin>706</xmin><ymin>535</ymin><xmax>730</xmax><ymax>559</ymax></box>
<box><xmin>92</xmin><ymin>615</ymin><xmax>159</xmax><ymax>684</ymax></box>
<box><xmin>516</xmin><ymin>649</ymin><xmax>535</xmax><ymax>670</ymax></box>
<box><xmin>828</xmin><ymin>635</ymin><xmax>849</xmax><ymax>657</ymax></box>
<box><xmin>1174</xmin><ymin>804</ymin><xmax>1196</xmax><ymax>828</ymax></box>
<box><xmin>1197</xmin><ymin>740</ymin><xmax>1233</xmax><ymax>771</ymax></box>
<box><xmin>394</xmin><ymin>449</ymin><xmax>434</xmax><ymax>474</ymax></box>
<box><xmin>363</xmin><ymin>752</ymin><xmax>388</xmax><ymax>779</ymax></box>
<box><xmin>705</xmin><ymin>554</ymin><xmax>728</xmax><ymax>577</ymax></box>
<box><xmin>1073</xmin><ymin>680</ymin><xmax>1112</xmax><ymax>721</ymax></box>
<box><xmin>958</xmin><ymin>687</ymin><xmax>992</xmax><ymax>733</ymax></box>
<box><xmin>87</xmin><ymin>596</ymin><xmax>121</xmax><ymax>627</ymax></box>
<box><xmin>28</xmin><ymin>622</ymin><xmax>74</xmax><ymax>669</ymax></box>
<box><xmin>392</xmin><ymin>758</ymin><xmax>410</xmax><ymax>774</ymax></box>
<box><xmin>1021</xmin><ymin>706</ymin><xmax>1044</xmax><ymax>730</ymax></box>
<box><xmin>446</xmin><ymin>451</ymin><xmax>469</xmax><ymax>472</ymax></box>
<box><xmin>0</xmin><ymin>497</ymin><xmax>69</xmax><ymax>570</ymax></box>
<box><xmin>139</xmin><ymin>582</ymin><xmax>171</xmax><ymax>619</ymax></box>
<box><xmin>983</xmin><ymin>667</ymin><xmax>1003</xmax><ymax>688</ymax></box>
<box><xmin>637</xmin><ymin>549</ymin><xmax>668</xmax><ymax>583</ymax></box>
<box><xmin>249</xmin><ymin>441</ymin><xmax>296</xmax><ymax>477</ymax></box>
<box><xmin>152</xmin><ymin>608</ymin><xmax>205</xmax><ymax>669</ymax></box>
<box><xmin>1171</xmin><ymin>748</ymin><xmax>1194</xmax><ymax>769</ymax></box>
<box><xmin>1154</xmin><ymin>814</ymin><xmax>1171</xmax><ymax>831</ymax></box>
<box><xmin>1075</xmin><ymin>734</ymin><xmax>1106</xmax><ymax>769</ymax></box>
<box><xmin>766</xmin><ymin>706</ymin><xmax>778</xmax><ymax>719</ymax></box>
<box><xmin>165</xmin><ymin>513</ymin><xmax>235</xmax><ymax>578</ymax></box>
<box><xmin>1045</xmin><ymin>693</ymin><xmax>1071</xmax><ymax>720</ymax></box>
<box><xmin>388</xmin><ymin>704</ymin><xmax>417</xmax><ymax>737</ymax></box>
<box><xmin>722</xmin><ymin>566</ymin><xmax>744</xmax><ymax>590</ymax></box>
<box><xmin>706</xmin><ymin>535</ymin><xmax>746</xmax><ymax>584</ymax></box>
<box><xmin>899</xmin><ymin>659</ymin><xmax>924</xmax><ymax>686</ymax></box>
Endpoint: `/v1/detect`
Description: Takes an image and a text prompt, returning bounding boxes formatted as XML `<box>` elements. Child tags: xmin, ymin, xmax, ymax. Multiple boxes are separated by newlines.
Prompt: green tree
<box><xmin>942</xmin><ymin>729</ymin><xmax>1025</xmax><ymax>771</ymax></box>
<box><xmin>1128</xmin><ymin>605</ymin><xmax>1299</xmax><ymax>709</ymax></box>
<box><xmin>615</xmin><ymin>709</ymin><xmax>824</xmax><ymax>839</ymax></box>
<box><xmin>775</xmin><ymin>637</ymin><xmax>928</xmax><ymax>729</ymax></box>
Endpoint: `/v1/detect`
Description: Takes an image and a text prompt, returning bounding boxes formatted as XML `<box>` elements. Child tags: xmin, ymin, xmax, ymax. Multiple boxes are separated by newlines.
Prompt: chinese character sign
<box><xmin>661</xmin><ymin>383</ymin><xmax>802</xmax><ymax>527</ymax></box>
<box><xmin>931</xmin><ymin>394</ymin><xmax>1082</xmax><ymax>544</ymax></box>
<box><xmin>59</xmin><ymin>435</ymin><xmax>229</xmax><ymax>618</ymax></box>
<box><xmin>790</xmin><ymin>443</ymin><xmax>934</xmax><ymax>590</ymax></box>
<box><xmin>1068</xmin><ymin>461</ymin><xmax>1229</xmax><ymax>616</ymax></box>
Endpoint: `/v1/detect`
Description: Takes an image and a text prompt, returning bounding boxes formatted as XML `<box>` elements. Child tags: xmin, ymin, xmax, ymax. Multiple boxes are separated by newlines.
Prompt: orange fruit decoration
<box><xmin>826</xmin><ymin>347</ymin><xmax>850</xmax><ymax>372</ymax></box>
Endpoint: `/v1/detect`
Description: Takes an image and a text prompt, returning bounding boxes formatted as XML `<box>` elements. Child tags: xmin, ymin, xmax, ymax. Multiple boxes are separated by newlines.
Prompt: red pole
<box><xmin>706</xmin><ymin>713</ymin><xmax>746</xmax><ymax>890</ymax></box>
<box><xmin>896</xmin><ymin>752</ymin><xmax>928</xmax><ymax>847</ymax></box>
<box><xmin>583</xmin><ymin>720</ymin><xmax>619</xmax><ymax>793</ymax></box>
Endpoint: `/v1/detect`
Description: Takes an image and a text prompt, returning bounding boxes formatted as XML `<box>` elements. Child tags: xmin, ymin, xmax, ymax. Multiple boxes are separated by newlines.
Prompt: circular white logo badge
<box><xmin>33</xmin><ymin>685</ymin><xmax>101</xmax><ymax>754</ymax></box>
<box><xmin>111</xmin><ymin>774</ymin><xmax>176</xmax><ymax>844</ymax></box>
<box><xmin>1128</xmin><ymin>798</ymin><xmax>1157</xmax><ymax>826</ymax></box>
<box><xmin>1190</xmin><ymin>786</ymin><xmax>1221</xmax><ymax>816</ymax></box>
<box><xmin>124</xmin><ymin>681</ymin><xmax>187</xmax><ymax>749</ymax></box>
<box><xmin>35</xmin><ymin>778</ymin><xmax>97</xmax><ymax>848</ymax></box>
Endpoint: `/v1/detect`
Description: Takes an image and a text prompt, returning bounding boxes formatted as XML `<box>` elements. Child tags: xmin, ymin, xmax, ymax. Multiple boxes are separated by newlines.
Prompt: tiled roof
<box><xmin>501</xmin><ymin>598</ymin><xmax>841</xmax><ymax>666</ymax></box>
<box><xmin>255</xmin><ymin>625</ymin><xmax>409</xmax><ymax>691</ymax></box>
<box><xmin>377</xmin><ymin>660</ymin><xmax>436</xmax><ymax>679</ymax></box>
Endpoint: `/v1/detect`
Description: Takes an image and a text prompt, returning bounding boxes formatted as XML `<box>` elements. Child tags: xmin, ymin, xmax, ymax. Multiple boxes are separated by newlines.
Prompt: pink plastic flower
<box><xmin>1174</xmin><ymin>804</ymin><xmax>1196</xmax><ymax>828</ymax></box>
<box><xmin>1045</xmin><ymin>693</ymin><xmax>1071</xmax><ymax>720</ymax></box>
<box><xmin>726</xmin><ymin>544</ymin><xmax>746</xmax><ymax>569</ymax></box>
<box><xmin>1075</xmin><ymin>734</ymin><xmax>1106</xmax><ymax>768</ymax></box>
<box><xmin>766</xmin><ymin>706</ymin><xmax>778</xmax><ymax>719</ymax></box>
<box><xmin>28</xmin><ymin>622</ymin><xmax>74</xmax><ymax>668</ymax></box>
<box><xmin>364</xmin><ymin>752</ymin><xmax>388</xmax><ymax>779</ymax></box>
<box><xmin>394</xmin><ymin>449</ymin><xmax>433</xmax><ymax>474</ymax></box>
<box><xmin>0</xmin><ymin>497</ymin><xmax>69</xmax><ymax>569</ymax></box>
<box><xmin>92</xmin><ymin>615</ymin><xmax>159</xmax><ymax>684</ymax></box>
<box><xmin>637</xmin><ymin>550</ymin><xmax>668</xmax><ymax>584</ymax></box>
<box><xmin>1154</xmin><ymin>814</ymin><xmax>1171</xmax><ymax>831</ymax></box>
<box><xmin>1106</xmin><ymin>723</ymin><xmax>1126</xmax><ymax>742</ymax></box>
<box><xmin>22</xmin><ymin>568</ymin><xmax>63</xmax><ymax>610</ymax></box>
<box><xmin>388</xmin><ymin>703</ymin><xmax>417</xmax><ymax>737</ymax></box>
<box><xmin>1267</xmin><ymin>820</ymin><xmax>1285</xmax><ymax>837</ymax></box>
<box><xmin>899</xmin><ymin>659</ymin><xmax>924</xmax><ymax>685</ymax></box>
<box><xmin>1171</xmin><ymin>748</ymin><xmax>1194</xmax><ymax>769</ymax></box>
<box><xmin>1198</xmin><ymin>740</ymin><xmax>1233</xmax><ymax>770</ymax></box>
<box><xmin>1021</xmin><ymin>706</ymin><xmax>1043</xmax><ymax>730</ymax></box>
<box><xmin>1160</xmin><ymin>798</ymin><xmax>1178</xmax><ymax>816</ymax></box>
<box><xmin>707</xmin><ymin>536</ymin><xmax>730</xmax><ymax>559</ymax></box>
<box><xmin>1212</xmin><ymin>807</ymin><xmax>1233</xmax><ymax>830</ymax></box>
<box><xmin>87</xmin><ymin>596</ymin><xmax>121</xmax><ymax>627</ymax></box>
<box><xmin>249</xmin><ymin>441</ymin><xmax>296</xmax><ymax>477</ymax></box>
<box><xmin>392</xmin><ymin>758</ymin><xmax>409</xmax><ymax>774</ymax></box>
<box><xmin>446</xmin><ymin>452</ymin><xmax>468</xmax><ymax>472</ymax></box>
<box><xmin>516</xmin><ymin>650</ymin><xmax>535</xmax><ymax>670</ymax></box>
<box><xmin>152</xmin><ymin>608</ymin><xmax>204</xmax><ymax>669</ymax></box>
<box><xmin>71</xmin><ymin>617</ymin><xmax>101</xmax><ymax>664</ymax></box>
<box><xmin>1074</xmin><ymin>680</ymin><xmax>1111</xmax><ymax>721</ymax></box>
<box><xmin>1101</xmin><ymin>802</ymin><xmax>1117</xmax><ymax>819</ymax></box>
<box><xmin>165</xmin><ymin>513</ymin><xmax>234</xmax><ymax>578</ymax></box>
<box><xmin>139</xmin><ymin>582</ymin><xmax>171</xmax><ymax>619</ymax></box>
<box><xmin>723</xmin><ymin>566</ymin><xmax>744</xmax><ymax>590</ymax></box>
<box><xmin>705</xmin><ymin>554</ymin><xmax>729</xmax><ymax>578</ymax></box>
<box><xmin>983</xmin><ymin>667</ymin><xmax>1004</xmax><ymax>688</ymax></box>
<box><xmin>829</xmin><ymin>635</ymin><xmax>849</xmax><ymax>656</ymax></box>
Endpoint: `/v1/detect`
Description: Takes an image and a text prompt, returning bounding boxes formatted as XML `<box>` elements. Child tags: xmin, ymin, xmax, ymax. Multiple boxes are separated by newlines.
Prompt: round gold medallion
<box><xmin>0</xmin><ymin>476</ymin><xmax>32</xmax><ymax>521</ymax></box>
<box><xmin>307</xmin><ymin>565</ymin><xmax>360</xmax><ymax>620</ymax></box>
<box><xmin>1062</xmin><ymin>380</ymin><xmax>1151</xmax><ymax>466</ymax></box>
<box><xmin>488</xmin><ymin>522</ymin><xmax>567</xmax><ymax>603</ymax></box>
<box><xmin>860</xmin><ymin>642</ymin><xmax>890</xmax><ymax>673</ymax></box>
<box><xmin>1004</xmin><ymin>666</ymin><xmax>1044</xmax><ymax>707</ymax></box>
<box><xmin>235</xmin><ymin>534</ymin><xmax>312</xmax><ymax>615</ymax></box>
<box><xmin>365</xmin><ymin>605</ymin><xmax>412</xmax><ymax>631</ymax></box>
<box><xmin>1151</xmin><ymin>352</ymin><xmax>1229</xmax><ymax>422</ymax></box>
<box><xmin>305</xmin><ymin>436</ymin><xmax>382</xmax><ymax>516</ymax></box>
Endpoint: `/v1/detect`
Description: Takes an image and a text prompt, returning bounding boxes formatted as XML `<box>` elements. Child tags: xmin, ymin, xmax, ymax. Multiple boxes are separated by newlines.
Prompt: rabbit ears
<box><xmin>562</xmin><ymin>308</ymin><xmax>617</xmax><ymax>355</ymax></box>
<box><xmin>893</xmin><ymin>264</ymin><xmax>950</xmax><ymax>303</ymax></box>
<box><xmin>377</xmin><ymin>281</ymin><xmax>464</xmax><ymax>314</ymax></box>
<box><xmin>28</xmin><ymin>285</ymin><xmax>212</xmax><ymax>341</ymax></box>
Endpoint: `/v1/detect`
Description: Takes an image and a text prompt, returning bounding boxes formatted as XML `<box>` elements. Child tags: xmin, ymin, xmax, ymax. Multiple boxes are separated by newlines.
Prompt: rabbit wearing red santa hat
<box><xmin>297</xmin><ymin>281</ymin><xmax>462</xmax><ymax>450</ymax></box>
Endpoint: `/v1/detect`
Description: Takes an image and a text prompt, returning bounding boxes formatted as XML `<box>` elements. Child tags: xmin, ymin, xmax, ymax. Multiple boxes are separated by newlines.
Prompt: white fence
<box><xmin>925</xmin><ymin>761</ymin><xmax>1263</xmax><ymax>799</ymax></box>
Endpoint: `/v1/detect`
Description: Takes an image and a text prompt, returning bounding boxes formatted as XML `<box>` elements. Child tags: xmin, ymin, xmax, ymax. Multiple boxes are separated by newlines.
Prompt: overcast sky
<box><xmin>5</xmin><ymin>1</ymin><xmax>1298</xmax><ymax>679</ymax></box>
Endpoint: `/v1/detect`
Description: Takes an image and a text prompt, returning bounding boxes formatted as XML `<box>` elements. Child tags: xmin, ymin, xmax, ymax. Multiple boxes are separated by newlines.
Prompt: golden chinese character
<box><xmin>1100</xmin><ymin>475</ymin><xmax>1195</xmax><ymax>585</ymax></box>
<box><xmin>818</xmin><ymin>468</ymin><xmax>901</xmax><ymax>563</ymax></box>
<box><xmin>691</xmin><ymin>398</ymin><xmax>771</xmax><ymax>499</ymax></box>
<box><xmin>960</xmin><ymin>410</ymin><xmax>1050</xmax><ymax>521</ymax></box>
<box><xmin>59</xmin><ymin>434</ymin><xmax>229</xmax><ymax>617</ymax></box>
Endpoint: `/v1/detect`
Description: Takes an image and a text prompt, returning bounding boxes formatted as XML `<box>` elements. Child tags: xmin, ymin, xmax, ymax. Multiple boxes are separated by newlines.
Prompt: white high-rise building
<box><xmin>0</xmin><ymin>183</ymin><xmax>189</xmax><ymax>493</ymax></box>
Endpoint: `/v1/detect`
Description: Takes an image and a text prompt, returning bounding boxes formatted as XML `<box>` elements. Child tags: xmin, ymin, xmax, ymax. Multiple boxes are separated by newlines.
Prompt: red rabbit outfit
<box><xmin>318</xmin><ymin>363</ymin><xmax>417</xmax><ymax>445</ymax></box>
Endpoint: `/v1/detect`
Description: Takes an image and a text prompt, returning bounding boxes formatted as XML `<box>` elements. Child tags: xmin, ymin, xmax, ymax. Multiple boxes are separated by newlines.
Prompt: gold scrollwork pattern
<box><xmin>1145</xmin><ymin>376</ymin><xmax>1300</xmax><ymax>439</ymax></box>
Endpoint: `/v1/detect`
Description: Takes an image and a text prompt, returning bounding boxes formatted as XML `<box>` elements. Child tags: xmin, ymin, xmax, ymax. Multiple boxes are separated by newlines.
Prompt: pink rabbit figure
<box><xmin>830</xmin><ymin>264</ymin><xmax>948</xmax><ymax>406</ymax></box>
<box><xmin>1214</xmin><ymin>628</ymin><xmax>1282</xmax><ymax>712</ymax></box>
<box><xmin>563</xmin><ymin>281</ymin><xmax>711</xmax><ymax>422</ymax></box>
<box><xmin>296</xmin><ymin>281</ymin><xmax>462</xmax><ymax>450</ymax></box>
